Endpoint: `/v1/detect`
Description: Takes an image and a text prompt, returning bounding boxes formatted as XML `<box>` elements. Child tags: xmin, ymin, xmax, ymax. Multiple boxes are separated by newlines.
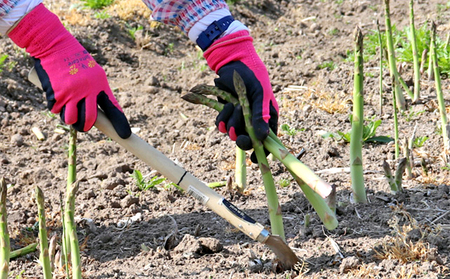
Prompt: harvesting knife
<box><xmin>28</xmin><ymin>68</ymin><xmax>300</xmax><ymax>269</ymax></box>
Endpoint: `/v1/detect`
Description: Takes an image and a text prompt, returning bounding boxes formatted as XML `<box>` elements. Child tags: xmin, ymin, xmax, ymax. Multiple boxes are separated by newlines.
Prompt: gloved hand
<box><xmin>204</xmin><ymin>30</ymin><xmax>279</xmax><ymax>157</ymax></box>
<box><xmin>8</xmin><ymin>4</ymin><xmax>131</xmax><ymax>139</ymax></box>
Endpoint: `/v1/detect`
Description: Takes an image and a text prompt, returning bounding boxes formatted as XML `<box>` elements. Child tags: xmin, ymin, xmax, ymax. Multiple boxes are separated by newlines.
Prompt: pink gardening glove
<box><xmin>204</xmin><ymin>30</ymin><xmax>279</xmax><ymax>160</ymax></box>
<box><xmin>8</xmin><ymin>4</ymin><xmax>131</xmax><ymax>138</ymax></box>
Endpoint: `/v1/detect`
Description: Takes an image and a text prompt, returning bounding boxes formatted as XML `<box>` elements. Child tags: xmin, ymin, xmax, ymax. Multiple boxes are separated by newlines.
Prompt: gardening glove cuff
<box><xmin>204</xmin><ymin>30</ymin><xmax>279</xmax><ymax>147</ymax></box>
<box><xmin>8</xmin><ymin>4</ymin><xmax>131</xmax><ymax>139</ymax></box>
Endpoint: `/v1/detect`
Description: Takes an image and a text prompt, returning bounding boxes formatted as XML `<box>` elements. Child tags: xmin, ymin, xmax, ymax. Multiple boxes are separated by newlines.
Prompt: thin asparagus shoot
<box><xmin>235</xmin><ymin>147</ymin><xmax>247</xmax><ymax>192</ymax></box>
<box><xmin>0</xmin><ymin>178</ymin><xmax>9</xmax><ymax>279</ymax></box>
<box><xmin>384</xmin><ymin>0</ymin><xmax>407</xmax><ymax>110</ymax></box>
<box><xmin>402</xmin><ymin>137</ymin><xmax>412</xmax><ymax>179</ymax></box>
<box><xmin>65</xmin><ymin>182</ymin><xmax>81</xmax><ymax>279</ymax></box>
<box><xmin>350</xmin><ymin>27</ymin><xmax>367</xmax><ymax>203</ymax></box>
<box><xmin>65</xmin><ymin>127</ymin><xmax>82</xmax><ymax>278</ymax></box>
<box><xmin>431</xmin><ymin>21</ymin><xmax>450</xmax><ymax>151</ymax></box>
<box><xmin>233</xmin><ymin>71</ymin><xmax>285</xmax><ymax>240</ymax></box>
<box><xmin>10</xmin><ymin>242</ymin><xmax>38</xmax><ymax>259</ymax></box>
<box><xmin>35</xmin><ymin>187</ymin><xmax>52</xmax><ymax>279</ymax></box>
<box><xmin>392</xmin><ymin>75</ymin><xmax>401</xmax><ymax>159</ymax></box>
<box><xmin>409</xmin><ymin>0</ymin><xmax>421</xmax><ymax>102</ymax></box>
<box><xmin>376</xmin><ymin>20</ymin><xmax>384</xmax><ymax>114</ymax></box>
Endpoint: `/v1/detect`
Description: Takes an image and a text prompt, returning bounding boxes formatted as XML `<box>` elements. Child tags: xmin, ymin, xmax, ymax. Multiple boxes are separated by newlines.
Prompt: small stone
<box><xmin>11</xmin><ymin>134</ymin><xmax>24</xmax><ymax>147</ymax></box>
<box><xmin>121</xmin><ymin>195</ymin><xmax>139</xmax><ymax>208</ymax></box>
<box><xmin>339</xmin><ymin>256</ymin><xmax>360</xmax><ymax>273</ymax></box>
<box><xmin>102</xmin><ymin>177</ymin><xmax>124</xmax><ymax>190</ymax></box>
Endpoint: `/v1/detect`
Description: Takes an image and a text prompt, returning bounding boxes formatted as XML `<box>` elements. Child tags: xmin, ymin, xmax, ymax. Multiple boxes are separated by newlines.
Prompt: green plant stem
<box><xmin>431</xmin><ymin>21</ymin><xmax>449</xmax><ymax>151</ymax></box>
<box><xmin>183</xmin><ymin>90</ymin><xmax>338</xmax><ymax>230</ymax></box>
<box><xmin>384</xmin><ymin>0</ymin><xmax>407</xmax><ymax>110</ymax></box>
<box><xmin>10</xmin><ymin>243</ymin><xmax>38</xmax><ymax>259</ymax></box>
<box><xmin>376</xmin><ymin>20</ymin><xmax>384</xmax><ymax>114</ymax></box>
<box><xmin>409</xmin><ymin>0</ymin><xmax>420</xmax><ymax>102</ymax></box>
<box><xmin>233</xmin><ymin>71</ymin><xmax>285</xmax><ymax>240</ymax></box>
<box><xmin>190</xmin><ymin>84</ymin><xmax>239</xmax><ymax>104</ymax></box>
<box><xmin>35</xmin><ymin>187</ymin><xmax>52</xmax><ymax>279</ymax></box>
<box><xmin>0</xmin><ymin>178</ymin><xmax>10</xmax><ymax>279</ymax></box>
<box><xmin>402</xmin><ymin>138</ymin><xmax>412</xmax><ymax>179</ymax></box>
<box><xmin>391</xmin><ymin>75</ymin><xmax>400</xmax><ymax>159</ymax></box>
<box><xmin>65</xmin><ymin>127</ymin><xmax>81</xmax><ymax>278</ymax></box>
<box><xmin>183</xmin><ymin>91</ymin><xmax>333</xmax><ymax>199</ymax></box>
<box><xmin>207</xmin><ymin>181</ymin><xmax>227</xmax><ymax>188</ymax></box>
<box><xmin>350</xmin><ymin>27</ymin><xmax>367</xmax><ymax>204</ymax></box>
<box><xmin>65</xmin><ymin>182</ymin><xmax>81</xmax><ymax>279</ymax></box>
<box><xmin>235</xmin><ymin>147</ymin><xmax>247</xmax><ymax>192</ymax></box>
<box><xmin>181</xmin><ymin>93</ymin><xmax>331</xmax><ymax>198</ymax></box>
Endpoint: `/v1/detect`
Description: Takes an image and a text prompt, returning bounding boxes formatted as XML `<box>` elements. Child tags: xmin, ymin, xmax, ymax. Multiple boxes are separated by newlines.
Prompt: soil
<box><xmin>1</xmin><ymin>0</ymin><xmax>450</xmax><ymax>278</ymax></box>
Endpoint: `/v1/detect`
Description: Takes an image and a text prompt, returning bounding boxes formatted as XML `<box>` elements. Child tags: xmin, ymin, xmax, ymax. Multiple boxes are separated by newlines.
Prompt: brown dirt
<box><xmin>1</xmin><ymin>0</ymin><xmax>450</xmax><ymax>278</ymax></box>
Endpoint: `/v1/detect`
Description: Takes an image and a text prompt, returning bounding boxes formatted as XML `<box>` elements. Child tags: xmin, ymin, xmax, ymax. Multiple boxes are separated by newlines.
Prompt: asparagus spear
<box><xmin>233</xmin><ymin>71</ymin><xmax>286</xmax><ymax>240</ymax></box>
<box><xmin>0</xmin><ymin>178</ymin><xmax>10</xmax><ymax>279</ymax></box>
<box><xmin>35</xmin><ymin>187</ymin><xmax>52</xmax><ymax>279</ymax></box>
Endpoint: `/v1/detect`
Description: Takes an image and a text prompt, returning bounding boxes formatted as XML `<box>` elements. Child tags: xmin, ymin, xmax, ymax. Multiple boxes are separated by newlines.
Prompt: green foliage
<box><xmin>127</xmin><ymin>24</ymin><xmax>143</xmax><ymax>40</ymax></box>
<box><xmin>322</xmin><ymin>117</ymin><xmax>393</xmax><ymax>143</ymax></box>
<box><xmin>280</xmin><ymin>124</ymin><xmax>303</xmax><ymax>136</ymax></box>
<box><xmin>164</xmin><ymin>42</ymin><xmax>175</xmax><ymax>56</ymax></box>
<box><xmin>131</xmin><ymin>170</ymin><xmax>166</xmax><ymax>191</ymax></box>
<box><xmin>318</xmin><ymin>61</ymin><xmax>336</xmax><ymax>71</ymax></box>
<box><xmin>0</xmin><ymin>54</ymin><xmax>17</xmax><ymax>73</ymax></box>
<box><xmin>401</xmin><ymin>107</ymin><xmax>426</xmax><ymax>122</ymax></box>
<box><xmin>413</xmin><ymin>136</ymin><xmax>428</xmax><ymax>148</ymax></box>
<box><xmin>81</xmin><ymin>0</ymin><xmax>114</xmax><ymax>9</ymax></box>
<box><xmin>0</xmin><ymin>54</ymin><xmax>8</xmax><ymax>73</ymax></box>
<box><xmin>94</xmin><ymin>10</ymin><xmax>111</xmax><ymax>19</ymax></box>
<box><xmin>226</xmin><ymin>0</ymin><xmax>239</xmax><ymax>5</ymax></box>
<box><xmin>345</xmin><ymin>21</ymin><xmax>450</xmax><ymax>75</ymax></box>
<box><xmin>279</xmin><ymin>178</ymin><xmax>291</xmax><ymax>188</ymax></box>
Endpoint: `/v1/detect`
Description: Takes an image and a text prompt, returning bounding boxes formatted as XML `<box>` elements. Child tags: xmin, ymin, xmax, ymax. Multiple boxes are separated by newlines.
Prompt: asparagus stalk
<box><xmin>10</xmin><ymin>242</ymin><xmax>38</xmax><ymax>259</ymax></box>
<box><xmin>391</xmin><ymin>74</ymin><xmax>401</xmax><ymax>159</ymax></box>
<box><xmin>183</xmin><ymin>91</ymin><xmax>339</xmax><ymax>230</ymax></box>
<box><xmin>233</xmin><ymin>71</ymin><xmax>285</xmax><ymax>240</ymax></box>
<box><xmin>35</xmin><ymin>187</ymin><xmax>52</xmax><ymax>279</ymax></box>
<box><xmin>430</xmin><ymin>21</ymin><xmax>450</xmax><ymax>151</ymax></box>
<box><xmin>183</xmin><ymin>91</ymin><xmax>333</xmax><ymax>199</ymax></box>
<box><xmin>384</xmin><ymin>0</ymin><xmax>407</xmax><ymax>110</ymax></box>
<box><xmin>0</xmin><ymin>178</ymin><xmax>9</xmax><ymax>279</ymax></box>
<box><xmin>65</xmin><ymin>182</ymin><xmax>81</xmax><ymax>279</ymax></box>
<box><xmin>350</xmin><ymin>27</ymin><xmax>367</xmax><ymax>204</ymax></box>
<box><xmin>65</xmin><ymin>127</ymin><xmax>82</xmax><ymax>279</ymax></box>
<box><xmin>376</xmin><ymin>20</ymin><xmax>384</xmax><ymax>115</ymax></box>
<box><xmin>235</xmin><ymin>147</ymin><xmax>247</xmax><ymax>192</ymax></box>
<box><xmin>409</xmin><ymin>0</ymin><xmax>421</xmax><ymax>102</ymax></box>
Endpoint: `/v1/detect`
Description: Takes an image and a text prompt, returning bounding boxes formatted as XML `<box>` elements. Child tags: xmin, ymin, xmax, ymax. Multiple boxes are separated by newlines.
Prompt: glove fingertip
<box><xmin>97</xmin><ymin>91</ymin><xmax>132</xmax><ymax>139</ymax></box>
<box><xmin>236</xmin><ymin>135</ymin><xmax>252</xmax><ymax>151</ymax></box>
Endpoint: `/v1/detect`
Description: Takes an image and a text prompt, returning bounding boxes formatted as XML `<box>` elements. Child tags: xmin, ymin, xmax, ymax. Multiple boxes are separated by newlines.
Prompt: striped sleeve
<box><xmin>0</xmin><ymin>0</ymin><xmax>20</xmax><ymax>17</ymax></box>
<box><xmin>141</xmin><ymin>0</ymin><xmax>228</xmax><ymax>34</ymax></box>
